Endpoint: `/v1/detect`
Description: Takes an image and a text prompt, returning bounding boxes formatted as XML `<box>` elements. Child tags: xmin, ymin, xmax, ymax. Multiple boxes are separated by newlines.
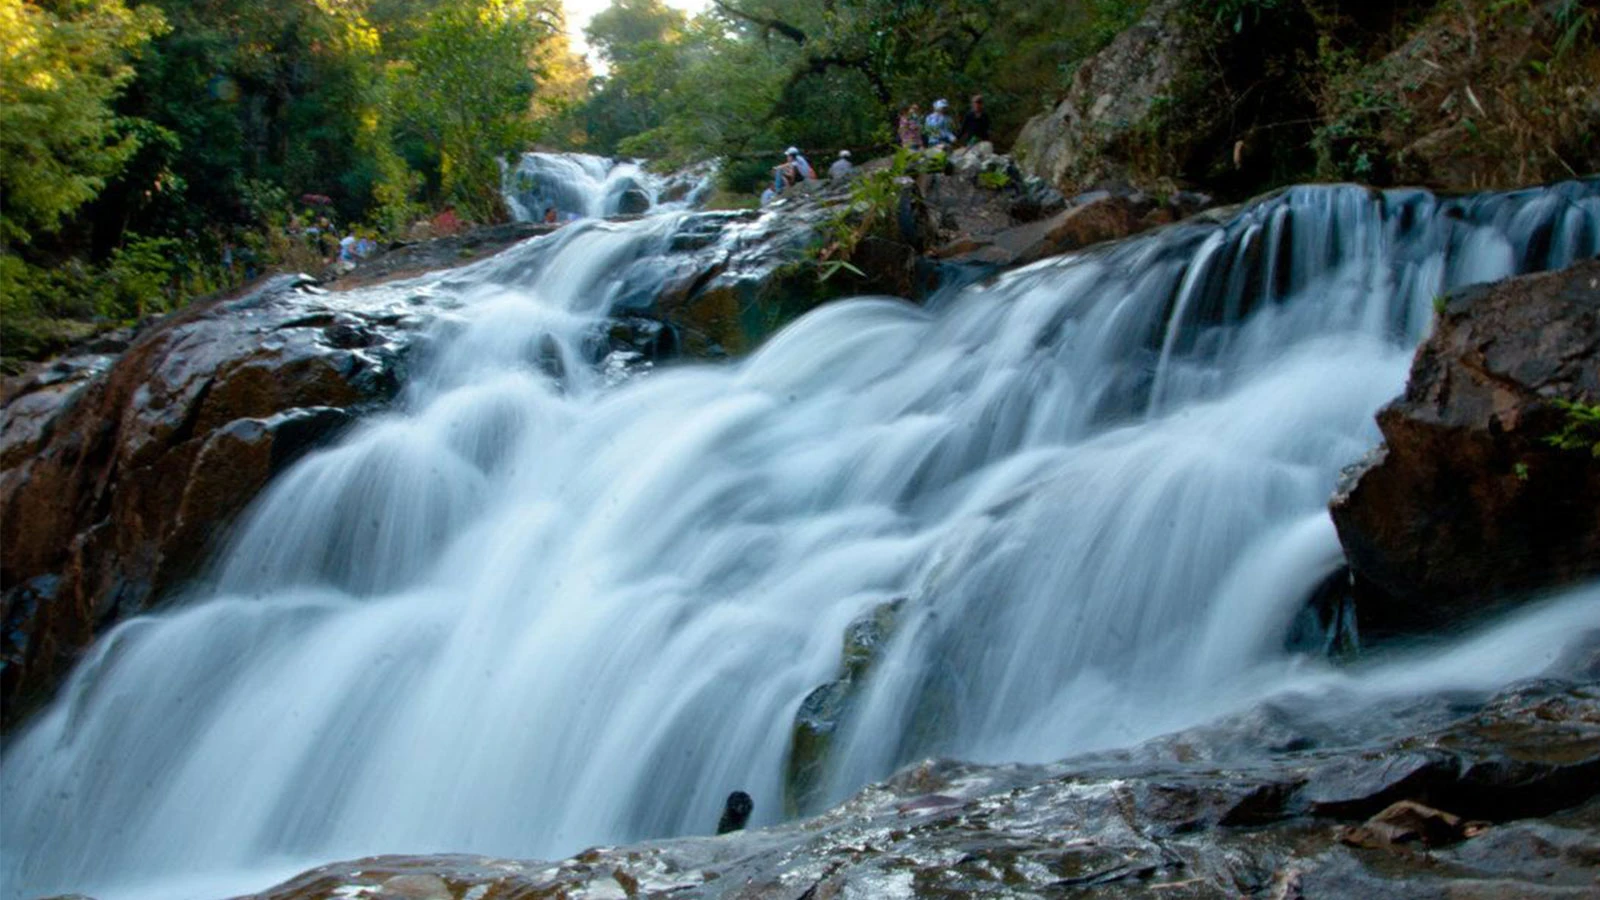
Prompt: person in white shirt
<box><xmin>924</xmin><ymin>99</ymin><xmax>956</xmax><ymax>148</ymax></box>
<box><xmin>786</xmin><ymin>146</ymin><xmax>816</xmax><ymax>180</ymax></box>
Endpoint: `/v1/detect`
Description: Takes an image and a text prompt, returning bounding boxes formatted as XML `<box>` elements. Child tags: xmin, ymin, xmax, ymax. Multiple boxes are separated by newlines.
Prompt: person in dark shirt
<box><xmin>959</xmin><ymin>94</ymin><xmax>992</xmax><ymax>146</ymax></box>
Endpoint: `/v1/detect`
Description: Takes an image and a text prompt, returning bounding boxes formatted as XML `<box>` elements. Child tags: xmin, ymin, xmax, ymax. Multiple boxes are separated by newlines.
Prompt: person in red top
<box><xmin>898</xmin><ymin>104</ymin><xmax>924</xmax><ymax>149</ymax></box>
<box><xmin>432</xmin><ymin>205</ymin><xmax>462</xmax><ymax>236</ymax></box>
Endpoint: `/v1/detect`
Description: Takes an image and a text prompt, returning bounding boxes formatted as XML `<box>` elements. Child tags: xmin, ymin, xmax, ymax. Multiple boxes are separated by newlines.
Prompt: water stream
<box><xmin>3</xmin><ymin>176</ymin><xmax>1599</xmax><ymax>900</ymax></box>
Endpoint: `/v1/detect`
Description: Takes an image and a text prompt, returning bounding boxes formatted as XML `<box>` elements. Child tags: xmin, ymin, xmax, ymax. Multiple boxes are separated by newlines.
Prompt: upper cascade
<box><xmin>2</xmin><ymin>178</ymin><xmax>1597</xmax><ymax>900</ymax></box>
<box><xmin>501</xmin><ymin>152</ymin><xmax>713</xmax><ymax>222</ymax></box>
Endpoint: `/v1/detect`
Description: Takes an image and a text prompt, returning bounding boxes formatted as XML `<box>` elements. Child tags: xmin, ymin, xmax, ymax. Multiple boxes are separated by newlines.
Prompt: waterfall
<box><xmin>501</xmin><ymin>152</ymin><xmax>713</xmax><ymax>222</ymax></box>
<box><xmin>3</xmin><ymin>180</ymin><xmax>1599</xmax><ymax>900</ymax></box>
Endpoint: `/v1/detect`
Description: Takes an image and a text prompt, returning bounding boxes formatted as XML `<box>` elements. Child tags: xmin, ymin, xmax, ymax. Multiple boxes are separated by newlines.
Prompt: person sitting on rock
<box><xmin>786</xmin><ymin>146</ymin><xmax>816</xmax><ymax>181</ymax></box>
<box><xmin>959</xmin><ymin>94</ymin><xmax>991</xmax><ymax>147</ymax></box>
<box><xmin>828</xmin><ymin>150</ymin><xmax>854</xmax><ymax>180</ymax></box>
<box><xmin>772</xmin><ymin>159</ymin><xmax>800</xmax><ymax>194</ymax></box>
<box><xmin>924</xmin><ymin>99</ymin><xmax>957</xmax><ymax>149</ymax></box>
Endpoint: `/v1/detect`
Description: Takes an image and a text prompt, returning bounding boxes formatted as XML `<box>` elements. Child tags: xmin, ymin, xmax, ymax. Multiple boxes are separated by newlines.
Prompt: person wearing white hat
<box><xmin>786</xmin><ymin>146</ymin><xmax>816</xmax><ymax>180</ymax></box>
<box><xmin>771</xmin><ymin>146</ymin><xmax>814</xmax><ymax>194</ymax></box>
<box><xmin>924</xmin><ymin>99</ymin><xmax>956</xmax><ymax>148</ymax></box>
<box><xmin>828</xmin><ymin>149</ymin><xmax>854</xmax><ymax>180</ymax></box>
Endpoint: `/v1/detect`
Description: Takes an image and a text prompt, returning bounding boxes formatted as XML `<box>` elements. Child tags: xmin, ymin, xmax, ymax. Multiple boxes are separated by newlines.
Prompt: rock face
<box><xmin>1009</xmin><ymin>0</ymin><xmax>1315</xmax><ymax>199</ymax></box>
<box><xmin>1331</xmin><ymin>259</ymin><xmax>1600</xmax><ymax>638</ymax></box>
<box><xmin>241</xmin><ymin>676</ymin><xmax>1600</xmax><ymax>900</ymax></box>
<box><xmin>1316</xmin><ymin>0</ymin><xmax>1600</xmax><ymax>191</ymax></box>
<box><xmin>0</xmin><ymin>275</ymin><xmax>430</xmax><ymax>726</ymax></box>
<box><xmin>1013</xmin><ymin>0</ymin><xmax>1219</xmax><ymax>194</ymax></box>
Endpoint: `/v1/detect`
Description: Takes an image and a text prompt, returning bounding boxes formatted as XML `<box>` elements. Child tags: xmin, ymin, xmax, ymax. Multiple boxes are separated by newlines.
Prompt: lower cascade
<box><xmin>4</xmin><ymin>181</ymin><xmax>1599</xmax><ymax>900</ymax></box>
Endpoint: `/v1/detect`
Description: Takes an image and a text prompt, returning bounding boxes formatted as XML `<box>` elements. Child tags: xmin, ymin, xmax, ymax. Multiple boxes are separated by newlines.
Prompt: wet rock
<box><xmin>1331</xmin><ymin>259</ymin><xmax>1600</xmax><ymax>639</ymax></box>
<box><xmin>376</xmin><ymin>874</ymin><xmax>451</xmax><ymax>899</ymax></box>
<box><xmin>786</xmin><ymin>598</ymin><xmax>904</xmax><ymax>815</ymax></box>
<box><xmin>243</xmin><ymin>678</ymin><xmax>1600</xmax><ymax>900</ymax></box>
<box><xmin>717</xmin><ymin>790</ymin><xmax>753</xmax><ymax>835</ymax></box>
<box><xmin>614</xmin><ymin>187</ymin><xmax>652</xmax><ymax>216</ymax></box>
<box><xmin>1338</xmin><ymin>800</ymin><xmax>1481</xmax><ymax>849</ymax></box>
<box><xmin>1284</xmin><ymin>568</ymin><xmax>1360</xmax><ymax>658</ymax></box>
<box><xmin>0</xmin><ymin>277</ymin><xmax>434</xmax><ymax>727</ymax></box>
<box><xmin>935</xmin><ymin>192</ymin><xmax>1148</xmax><ymax>267</ymax></box>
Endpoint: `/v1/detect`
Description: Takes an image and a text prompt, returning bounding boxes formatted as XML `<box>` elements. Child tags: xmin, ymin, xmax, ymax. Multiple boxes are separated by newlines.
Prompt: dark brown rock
<box><xmin>1337</xmin><ymin>800</ymin><xmax>1475</xmax><ymax>849</ymax></box>
<box><xmin>0</xmin><ymin>276</ymin><xmax>422</xmax><ymax>727</ymax></box>
<box><xmin>1330</xmin><ymin>259</ymin><xmax>1600</xmax><ymax>638</ymax></box>
<box><xmin>937</xmin><ymin>193</ymin><xmax>1148</xmax><ymax>267</ymax></box>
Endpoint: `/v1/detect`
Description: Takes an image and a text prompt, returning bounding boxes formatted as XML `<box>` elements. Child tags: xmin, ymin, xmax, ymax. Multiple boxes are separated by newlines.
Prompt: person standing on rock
<box><xmin>959</xmin><ymin>94</ymin><xmax>991</xmax><ymax>147</ymax></box>
<box><xmin>898</xmin><ymin>104</ymin><xmax>924</xmax><ymax>150</ymax></box>
<box><xmin>829</xmin><ymin>150</ymin><xmax>854</xmax><ymax>180</ymax></box>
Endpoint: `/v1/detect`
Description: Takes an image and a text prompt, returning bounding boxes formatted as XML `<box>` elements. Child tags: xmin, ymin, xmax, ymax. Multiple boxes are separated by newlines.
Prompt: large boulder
<box><xmin>1015</xmin><ymin>0</ymin><xmax>1205</xmax><ymax>191</ymax></box>
<box><xmin>1009</xmin><ymin>0</ymin><xmax>1313</xmax><ymax>197</ymax></box>
<box><xmin>0</xmin><ymin>276</ymin><xmax>430</xmax><ymax>726</ymax></box>
<box><xmin>1331</xmin><ymin>259</ymin><xmax>1600</xmax><ymax>638</ymax></box>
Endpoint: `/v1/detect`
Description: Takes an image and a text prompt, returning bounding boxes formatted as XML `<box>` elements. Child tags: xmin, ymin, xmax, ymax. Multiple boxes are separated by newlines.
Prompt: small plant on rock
<box><xmin>1544</xmin><ymin>399</ymin><xmax>1600</xmax><ymax>458</ymax></box>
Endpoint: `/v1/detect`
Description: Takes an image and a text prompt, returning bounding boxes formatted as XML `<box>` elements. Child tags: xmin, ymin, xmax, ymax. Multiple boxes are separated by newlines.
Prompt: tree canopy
<box><xmin>0</xmin><ymin>0</ymin><xmax>168</xmax><ymax>244</ymax></box>
<box><xmin>565</xmin><ymin>0</ymin><xmax>1147</xmax><ymax>190</ymax></box>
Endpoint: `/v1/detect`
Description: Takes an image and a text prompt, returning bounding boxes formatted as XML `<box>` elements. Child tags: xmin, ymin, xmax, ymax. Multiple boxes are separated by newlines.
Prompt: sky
<box><xmin>563</xmin><ymin>0</ymin><xmax>709</xmax><ymax>66</ymax></box>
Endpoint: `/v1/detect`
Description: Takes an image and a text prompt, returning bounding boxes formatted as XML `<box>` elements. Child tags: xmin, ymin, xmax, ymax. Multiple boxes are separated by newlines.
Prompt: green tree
<box><xmin>585</xmin><ymin>0</ymin><xmax>684</xmax><ymax>64</ymax></box>
<box><xmin>389</xmin><ymin>0</ymin><xmax>559</xmax><ymax>220</ymax></box>
<box><xmin>0</xmin><ymin>0</ymin><xmax>168</xmax><ymax>244</ymax></box>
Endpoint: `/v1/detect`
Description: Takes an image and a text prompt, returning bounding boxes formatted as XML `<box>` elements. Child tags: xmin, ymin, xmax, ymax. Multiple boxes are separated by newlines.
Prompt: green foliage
<box><xmin>101</xmin><ymin>236</ymin><xmax>183</xmax><ymax>319</ymax></box>
<box><xmin>389</xmin><ymin>0</ymin><xmax>558</xmax><ymax>221</ymax></box>
<box><xmin>1</xmin><ymin>233</ymin><xmax>224</xmax><ymax>331</ymax></box>
<box><xmin>977</xmin><ymin>169</ymin><xmax>1011</xmax><ymax>189</ymax></box>
<box><xmin>0</xmin><ymin>0</ymin><xmax>168</xmax><ymax>244</ymax></box>
<box><xmin>2</xmin><ymin>0</ymin><xmax>572</xmax><ymax>370</ymax></box>
<box><xmin>1545</xmin><ymin>399</ymin><xmax>1600</xmax><ymax>458</ymax></box>
<box><xmin>1552</xmin><ymin>0</ymin><xmax>1596</xmax><ymax>60</ymax></box>
<box><xmin>812</xmin><ymin>147</ymin><xmax>930</xmax><ymax>276</ymax></box>
<box><xmin>1212</xmin><ymin>0</ymin><xmax>1286</xmax><ymax>33</ymax></box>
<box><xmin>816</xmin><ymin>259</ymin><xmax>865</xmax><ymax>282</ymax></box>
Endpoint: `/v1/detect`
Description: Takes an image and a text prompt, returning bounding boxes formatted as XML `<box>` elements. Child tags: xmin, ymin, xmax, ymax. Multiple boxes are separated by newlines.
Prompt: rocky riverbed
<box><xmin>236</xmin><ymin>664</ymin><xmax>1600</xmax><ymax>900</ymax></box>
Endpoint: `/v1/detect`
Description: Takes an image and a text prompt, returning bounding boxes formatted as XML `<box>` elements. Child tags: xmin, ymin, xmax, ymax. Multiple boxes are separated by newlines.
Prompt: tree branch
<box><xmin>711</xmin><ymin>0</ymin><xmax>808</xmax><ymax>45</ymax></box>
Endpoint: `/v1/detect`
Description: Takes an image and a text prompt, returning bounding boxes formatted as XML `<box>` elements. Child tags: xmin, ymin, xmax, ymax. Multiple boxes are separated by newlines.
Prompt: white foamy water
<box><xmin>501</xmin><ymin>152</ymin><xmax>711</xmax><ymax>221</ymax></box>
<box><xmin>3</xmin><ymin>180</ymin><xmax>1599</xmax><ymax>900</ymax></box>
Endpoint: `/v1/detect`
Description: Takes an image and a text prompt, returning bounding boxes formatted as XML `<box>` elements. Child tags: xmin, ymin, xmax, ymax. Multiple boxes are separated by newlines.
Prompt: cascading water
<box><xmin>501</xmin><ymin>152</ymin><xmax>712</xmax><ymax>221</ymax></box>
<box><xmin>4</xmin><ymin>180</ymin><xmax>1599</xmax><ymax>900</ymax></box>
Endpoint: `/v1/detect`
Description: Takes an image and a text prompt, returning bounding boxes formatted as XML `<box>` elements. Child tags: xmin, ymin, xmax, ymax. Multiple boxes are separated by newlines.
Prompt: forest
<box><xmin>3</xmin><ymin>0</ymin><xmax>1596</xmax><ymax>366</ymax></box>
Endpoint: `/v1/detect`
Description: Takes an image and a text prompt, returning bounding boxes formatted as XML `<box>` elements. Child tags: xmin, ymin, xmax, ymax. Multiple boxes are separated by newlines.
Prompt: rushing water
<box><xmin>501</xmin><ymin>152</ymin><xmax>712</xmax><ymax>221</ymax></box>
<box><xmin>4</xmin><ymin>178</ymin><xmax>1600</xmax><ymax>900</ymax></box>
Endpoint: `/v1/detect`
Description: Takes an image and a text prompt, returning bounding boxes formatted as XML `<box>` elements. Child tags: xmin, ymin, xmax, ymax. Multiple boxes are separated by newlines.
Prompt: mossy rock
<box><xmin>785</xmin><ymin>598</ymin><xmax>905</xmax><ymax>816</ymax></box>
